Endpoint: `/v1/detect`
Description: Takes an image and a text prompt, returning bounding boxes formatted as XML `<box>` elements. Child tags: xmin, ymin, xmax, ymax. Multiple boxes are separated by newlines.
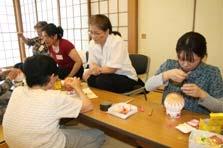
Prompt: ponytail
<box><xmin>42</xmin><ymin>23</ymin><xmax>64</xmax><ymax>39</ymax></box>
<box><xmin>57</xmin><ymin>26</ymin><xmax>64</xmax><ymax>39</ymax></box>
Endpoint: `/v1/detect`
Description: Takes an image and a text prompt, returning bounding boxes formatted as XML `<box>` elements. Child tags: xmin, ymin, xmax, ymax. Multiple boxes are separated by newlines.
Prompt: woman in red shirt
<box><xmin>42</xmin><ymin>23</ymin><xmax>83</xmax><ymax>79</ymax></box>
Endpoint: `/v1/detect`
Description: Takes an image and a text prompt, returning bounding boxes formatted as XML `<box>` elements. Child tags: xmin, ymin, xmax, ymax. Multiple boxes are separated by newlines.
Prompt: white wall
<box><xmin>138</xmin><ymin>0</ymin><xmax>223</xmax><ymax>76</ymax></box>
<box><xmin>195</xmin><ymin>0</ymin><xmax>223</xmax><ymax>72</ymax></box>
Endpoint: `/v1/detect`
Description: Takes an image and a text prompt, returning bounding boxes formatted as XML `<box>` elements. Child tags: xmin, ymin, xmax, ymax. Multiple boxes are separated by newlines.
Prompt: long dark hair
<box><xmin>42</xmin><ymin>23</ymin><xmax>64</xmax><ymax>39</ymax></box>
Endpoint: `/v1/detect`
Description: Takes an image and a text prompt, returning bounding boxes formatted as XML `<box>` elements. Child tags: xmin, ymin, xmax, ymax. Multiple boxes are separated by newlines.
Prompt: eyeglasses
<box><xmin>88</xmin><ymin>30</ymin><xmax>104</xmax><ymax>36</ymax></box>
<box><xmin>178</xmin><ymin>58</ymin><xmax>201</xmax><ymax>66</ymax></box>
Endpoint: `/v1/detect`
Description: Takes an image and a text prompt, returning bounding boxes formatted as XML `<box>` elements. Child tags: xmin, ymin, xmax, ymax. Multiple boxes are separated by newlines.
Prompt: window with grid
<box><xmin>60</xmin><ymin>0</ymin><xmax>89</xmax><ymax>52</ymax></box>
<box><xmin>36</xmin><ymin>0</ymin><xmax>59</xmax><ymax>25</ymax></box>
<box><xmin>20</xmin><ymin>0</ymin><xmax>58</xmax><ymax>57</ymax></box>
<box><xmin>0</xmin><ymin>0</ymin><xmax>20</xmax><ymax>67</ymax></box>
<box><xmin>20</xmin><ymin>0</ymin><xmax>37</xmax><ymax>57</ymax></box>
<box><xmin>90</xmin><ymin>0</ymin><xmax>128</xmax><ymax>48</ymax></box>
<box><xmin>20</xmin><ymin>0</ymin><xmax>89</xmax><ymax>55</ymax></box>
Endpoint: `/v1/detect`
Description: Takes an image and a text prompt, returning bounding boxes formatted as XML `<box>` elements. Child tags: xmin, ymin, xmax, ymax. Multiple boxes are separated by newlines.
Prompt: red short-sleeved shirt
<box><xmin>49</xmin><ymin>39</ymin><xmax>75</xmax><ymax>72</ymax></box>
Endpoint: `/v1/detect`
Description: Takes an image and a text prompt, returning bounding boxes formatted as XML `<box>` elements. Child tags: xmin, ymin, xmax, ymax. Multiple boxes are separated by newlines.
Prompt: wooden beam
<box><xmin>57</xmin><ymin>0</ymin><xmax>61</xmax><ymax>25</ymax></box>
<box><xmin>128</xmin><ymin>0</ymin><xmax>138</xmax><ymax>54</ymax></box>
<box><xmin>13</xmin><ymin>0</ymin><xmax>26</xmax><ymax>62</ymax></box>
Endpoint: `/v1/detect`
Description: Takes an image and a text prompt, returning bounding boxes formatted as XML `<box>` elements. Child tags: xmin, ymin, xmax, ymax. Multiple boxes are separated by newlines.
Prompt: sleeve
<box><xmin>0</xmin><ymin>79</ymin><xmax>13</xmax><ymax>95</ymax></box>
<box><xmin>208</xmin><ymin>67</ymin><xmax>223</xmax><ymax>98</ymax></box>
<box><xmin>27</xmin><ymin>37</ymin><xmax>39</xmax><ymax>46</ymax></box>
<box><xmin>0</xmin><ymin>74</ymin><xmax>6</xmax><ymax>81</ymax></box>
<box><xmin>145</xmin><ymin>60</ymin><xmax>172</xmax><ymax>91</ymax></box>
<box><xmin>55</xmin><ymin>93</ymin><xmax>82</xmax><ymax>119</ymax></box>
<box><xmin>105</xmin><ymin>39</ymin><xmax>126</xmax><ymax>68</ymax></box>
<box><xmin>88</xmin><ymin>40</ymin><xmax>99</xmax><ymax>65</ymax></box>
<box><xmin>198</xmin><ymin>95</ymin><xmax>223</xmax><ymax>112</ymax></box>
<box><xmin>145</xmin><ymin>73</ymin><xmax>167</xmax><ymax>91</ymax></box>
<box><xmin>61</xmin><ymin>39</ymin><xmax>75</xmax><ymax>55</ymax></box>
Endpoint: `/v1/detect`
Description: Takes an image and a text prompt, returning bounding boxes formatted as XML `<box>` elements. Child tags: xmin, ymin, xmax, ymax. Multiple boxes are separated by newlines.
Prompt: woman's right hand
<box><xmin>90</xmin><ymin>63</ymin><xmax>101</xmax><ymax>76</ymax></box>
<box><xmin>163</xmin><ymin>69</ymin><xmax>187</xmax><ymax>83</ymax></box>
<box><xmin>82</xmin><ymin>69</ymin><xmax>91</xmax><ymax>81</ymax></box>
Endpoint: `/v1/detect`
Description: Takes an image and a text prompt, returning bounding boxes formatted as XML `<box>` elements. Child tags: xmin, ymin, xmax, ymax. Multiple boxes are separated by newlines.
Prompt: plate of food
<box><xmin>189</xmin><ymin>130</ymin><xmax>223</xmax><ymax>148</ymax></box>
<box><xmin>107</xmin><ymin>103</ymin><xmax>137</xmax><ymax>119</ymax></box>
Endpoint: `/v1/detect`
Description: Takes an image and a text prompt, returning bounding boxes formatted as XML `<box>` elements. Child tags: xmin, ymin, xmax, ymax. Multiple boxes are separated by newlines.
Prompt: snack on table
<box><xmin>107</xmin><ymin>103</ymin><xmax>138</xmax><ymax>119</ymax></box>
<box><xmin>199</xmin><ymin>113</ymin><xmax>223</xmax><ymax>134</ymax></box>
<box><xmin>53</xmin><ymin>79</ymin><xmax>62</xmax><ymax>90</ymax></box>
<box><xmin>189</xmin><ymin>130</ymin><xmax>223</xmax><ymax>148</ymax></box>
<box><xmin>164</xmin><ymin>92</ymin><xmax>185</xmax><ymax>118</ymax></box>
<box><xmin>115</xmin><ymin>105</ymin><xmax>130</xmax><ymax>115</ymax></box>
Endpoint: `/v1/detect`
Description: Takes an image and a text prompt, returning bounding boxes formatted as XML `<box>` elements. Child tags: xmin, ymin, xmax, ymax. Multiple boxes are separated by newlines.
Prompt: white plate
<box><xmin>107</xmin><ymin>103</ymin><xmax>137</xmax><ymax>119</ymax></box>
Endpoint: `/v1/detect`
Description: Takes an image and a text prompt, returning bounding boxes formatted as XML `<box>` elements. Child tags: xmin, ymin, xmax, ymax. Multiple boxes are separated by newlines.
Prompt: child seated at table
<box><xmin>3</xmin><ymin>55</ymin><xmax>105</xmax><ymax>148</ymax></box>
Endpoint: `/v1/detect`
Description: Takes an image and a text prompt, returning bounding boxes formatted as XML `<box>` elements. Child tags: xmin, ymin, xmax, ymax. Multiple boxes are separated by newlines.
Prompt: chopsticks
<box><xmin>124</xmin><ymin>98</ymin><xmax>135</xmax><ymax>104</ymax></box>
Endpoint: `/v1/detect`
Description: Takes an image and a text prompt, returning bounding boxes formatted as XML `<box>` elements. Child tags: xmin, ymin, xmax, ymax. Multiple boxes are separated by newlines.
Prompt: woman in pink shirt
<box><xmin>42</xmin><ymin>23</ymin><xmax>83</xmax><ymax>79</ymax></box>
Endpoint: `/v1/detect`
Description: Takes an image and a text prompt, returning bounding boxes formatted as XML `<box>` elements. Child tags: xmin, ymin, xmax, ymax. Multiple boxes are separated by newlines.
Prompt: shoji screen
<box><xmin>60</xmin><ymin>0</ymin><xmax>89</xmax><ymax>51</ymax></box>
<box><xmin>90</xmin><ymin>0</ymin><xmax>128</xmax><ymax>49</ymax></box>
<box><xmin>20</xmin><ymin>0</ymin><xmax>58</xmax><ymax>56</ymax></box>
<box><xmin>0</xmin><ymin>0</ymin><xmax>20</xmax><ymax>67</ymax></box>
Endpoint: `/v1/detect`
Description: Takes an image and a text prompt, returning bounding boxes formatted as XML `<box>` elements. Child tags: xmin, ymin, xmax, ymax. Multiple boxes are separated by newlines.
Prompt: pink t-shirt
<box><xmin>49</xmin><ymin>39</ymin><xmax>75</xmax><ymax>72</ymax></box>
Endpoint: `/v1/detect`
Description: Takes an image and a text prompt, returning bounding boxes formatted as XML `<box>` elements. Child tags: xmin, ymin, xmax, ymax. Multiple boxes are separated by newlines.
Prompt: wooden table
<box><xmin>78</xmin><ymin>88</ymin><xmax>207</xmax><ymax>148</ymax></box>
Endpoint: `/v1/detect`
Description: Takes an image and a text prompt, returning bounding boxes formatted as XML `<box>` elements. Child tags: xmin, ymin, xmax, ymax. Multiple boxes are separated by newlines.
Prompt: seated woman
<box><xmin>145</xmin><ymin>31</ymin><xmax>223</xmax><ymax>114</ymax></box>
<box><xmin>3</xmin><ymin>55</ymin><xmax>105</xmax><ymax>148</ymax></box>
<box><xmin>83</xmin><ymin>14</ymin><xmax>143</xmax><ymax>93</ymax></box>
<box><xmin>42</xmin><ymin>23</ymin><xmax>83</xmax><ymax>79</ymax></box>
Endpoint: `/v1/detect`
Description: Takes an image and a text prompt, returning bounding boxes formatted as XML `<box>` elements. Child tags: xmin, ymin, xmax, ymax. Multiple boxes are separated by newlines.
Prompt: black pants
<box><xmin>87</xmin><ymin>74</ymin><xmax>144</xmax><ymax>93</ymax></box>
<box><xmin>57</xmin><ymin>66</ymin><xmax>84</xmax><ymax>79</ymax></box>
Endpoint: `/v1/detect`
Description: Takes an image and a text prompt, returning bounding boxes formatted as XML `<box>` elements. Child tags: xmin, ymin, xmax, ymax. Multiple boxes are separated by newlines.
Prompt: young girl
<box><xmin>3</xmin><ymin>55</ymin><xmax>105</xmax><ymax>148</ymax></box>
<box><xmin>145</xmin><ymin>32</ymin><xmax>223</xmax><ymax>114</ymax></box>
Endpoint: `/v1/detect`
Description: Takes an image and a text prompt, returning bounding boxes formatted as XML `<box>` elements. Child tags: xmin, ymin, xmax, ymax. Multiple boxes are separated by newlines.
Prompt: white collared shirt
<box><xmin>88</xmin><ymin>34</ymin><xmax>138</xmax><ymax>81</ymax></box>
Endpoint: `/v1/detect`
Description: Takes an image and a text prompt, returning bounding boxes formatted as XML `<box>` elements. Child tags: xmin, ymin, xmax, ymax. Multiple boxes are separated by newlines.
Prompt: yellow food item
<box><xmin>53</xmin><ymin>80</ymin><xmax>62</xmax><ymax>90</ymax></box>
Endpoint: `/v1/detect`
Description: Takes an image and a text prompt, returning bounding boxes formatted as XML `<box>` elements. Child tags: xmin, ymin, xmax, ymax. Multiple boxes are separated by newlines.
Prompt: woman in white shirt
<box><xmin>83</xmin><ymin>14</ymin><xmax>144</xmax><ymax>93</ymax></box>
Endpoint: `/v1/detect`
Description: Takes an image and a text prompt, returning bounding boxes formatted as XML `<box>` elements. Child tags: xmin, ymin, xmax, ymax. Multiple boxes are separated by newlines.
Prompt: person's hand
<box><xmin>90</xmin><ymin>63</ymin><xmax>101</xmax><ymax>76</ymax></box>
<box><xmin>7</xmin><ymin>68</ymin><xmax>22</xmax><ymax>81</ymax></box>
<box><xmin>64</xmin><ymin>77</ymin><xmax>81</xmax><ymax>91</ymax></box>
<box><xmin>0</xmin><ymin>69</ymin><xmax>11</xmax><ymax>77</ymax></box>
<box><xmin>163</xmin><ymin>69</ymin><xmax>187</xmax><ymax>83</ymax></box>
<box><xmin>72</xmin><ymin>77</ymin><xmax>82</xmax><ymax>90</ymax></box>
<box><xmin>82</xmin><ymin>69</ymin><xmax>91</xmax><ymax>81</ymax></box>
<box><xmin>46</xmin><ymin>74</ymin><xmax>58</xmax><ymax>90</ymax></box>
<box><xmin>64</xmin><ymin>77</ymin><xmax>75</xmax><ymax>91</ymax></box>
<box><xmin>181</xmin><ymin>83</ymin><xmax>208</xmax><ymax>98</ymax></box>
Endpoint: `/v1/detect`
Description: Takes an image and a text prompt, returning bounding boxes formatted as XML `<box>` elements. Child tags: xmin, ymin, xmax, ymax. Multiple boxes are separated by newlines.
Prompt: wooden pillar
<box><xmin>13</xmin><ymin>0</ymin><xmax>26</xmax><ymax>62</ymax></box>
<box><xmin>128</xmin><ymin>0</ymin><xmax>138</xmax><ymax>54</ymax></box>
<box><xmin>57</xmin><ymin>0</ymin><xmax>61</xmax><ymax>25</ymax></box>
